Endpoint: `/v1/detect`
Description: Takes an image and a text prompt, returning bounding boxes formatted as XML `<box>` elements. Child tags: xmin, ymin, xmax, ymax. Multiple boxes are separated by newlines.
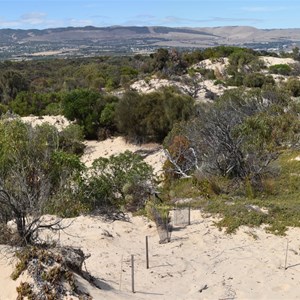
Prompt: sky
<box><xmin>0</xmin><ymin>0</ymin><xmax>298</xmax><ymax>30</ymax></box>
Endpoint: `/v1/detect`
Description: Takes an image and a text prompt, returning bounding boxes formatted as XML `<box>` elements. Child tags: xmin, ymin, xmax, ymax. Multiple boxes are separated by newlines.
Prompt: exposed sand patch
<box><xmin>130</xmin><ymin>76</ymin><xmax>226</xmax><ymax>102</ymax></box>
<box><xmin>21</xmin><ymin>115</ymin><xmax>70</xmax><ymax>131</ymax></box>
<box><xmin>20</xmin><ymin>116</ymin><xmax>166</xmax><ymax>173</ymax></box>
<box><xmin>2</xmin><ymin>212</ymin><xmax>300</xmax><ymax>299</ymax></box>
<box><xmin>82</xmin><ymin>137</ymin><xmax>165</xmax><ymax>175</ymax></box>
<box><xmin>192</xmin><ymin>57</ymin><xmax>229</xmax><ymax>76</ymax></box>
<box><xmin>260</xmin><ymin>56</ymin><xmax>296</xmax><ymax>67</ymax></box>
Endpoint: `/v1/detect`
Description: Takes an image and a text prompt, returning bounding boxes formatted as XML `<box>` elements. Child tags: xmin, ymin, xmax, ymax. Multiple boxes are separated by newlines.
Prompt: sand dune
<box><xmin>20</xmin><ymin>116</ymin><xmax>166</xmax><ymax>174</ymax></box>
<box><xmin>81</xmin><ymin>137</ymin><xmax>165</xmax><ymax>175</ymax></box>
<box><xmin>2</xmin><ymin>211</ymin><xmax>300</xmax><ymax>299</ymax></box>
<box><xmin>260</xmin><ymin>56</ymin><xmax>296</xmax><ymax>67</ymax></box>
<box><xmin>21</xmin><ymin>115</ymin><xmax>70</xmax><ymax>131</ymax></box>
<box><xmin>8</xmin><ymin>103</ymin><xmax>300</xmax><ymax>299</ymax></box>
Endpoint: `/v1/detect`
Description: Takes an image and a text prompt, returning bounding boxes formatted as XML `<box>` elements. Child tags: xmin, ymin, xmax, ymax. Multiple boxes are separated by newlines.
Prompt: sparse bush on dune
<box><xmin>269</xmin><ymin>64</ymin><xmax>292</xmax><ymax>76</ymax></box>
<box><xmin>81</xmin><ymin>150</ymin><xmax>155</xmax><ymax>213</ymax></box>
<box><xmin>1</xmin><ymin>47</ymin><xmax>300</xmax><ymax>239</ymax></box>
<box><xmin>0</xmin><ymin>117</ymin><xmax>85</xmax><ymax>246</ymax></box>
<box><xmin>12</xmin><ymin>246</ymin><xmax>100</xmax><ymax>300</ymax></box>
<box><xmin>164</xmin><ymin>86</ymin><xmax>300</xmax><ymax>188</ymax></box>
<box><xmin>115</xmin><ymin>88</ymin><xmax>194</xmax><ymax>143</ymax></box>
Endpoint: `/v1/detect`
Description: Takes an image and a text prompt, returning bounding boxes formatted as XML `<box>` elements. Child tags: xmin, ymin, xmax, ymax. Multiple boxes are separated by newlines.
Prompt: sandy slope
<box><xmin>2</xmin><ymin>212</ymin><xmax>300</xmax><ymax>300</ymax></box>
<box><xmin>259</xmin><ymin>56</ymin><xmax>296</xmax><ymax>67</ymax></box>
<box><xmin>20</xmin><ymin>116</ymin><xmax>166</xmax><ymax>174</ymax></box>
<box><xmin>21</xmin><ymin>115</ymin><xmax>70</xmax><ymax>131</ymax></box>
<box><xmin>130</xmin><ymin>55</ymin><xmax>298</xmax><ymax>103</ymax></box>
<box><xmin>9</xmin><ymin>71</ymin><xmax>300</xmax><ymax>299</ymax></box>
<box><xmin>81</xmin><ymin>137</ymin><xmax>165</xmax><ymax>175</ymax></box>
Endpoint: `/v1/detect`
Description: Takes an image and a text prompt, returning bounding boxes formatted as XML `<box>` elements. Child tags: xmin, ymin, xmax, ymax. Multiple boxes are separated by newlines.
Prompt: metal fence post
<box><xmin>131</xmin><ymin>254</ymin><xmax>135</xmax><ymax>293</ymax></box>
<box><xmin>146</xmin><ymin>236</ymin><xmax>149</xmax><ymax>269</ymax></box>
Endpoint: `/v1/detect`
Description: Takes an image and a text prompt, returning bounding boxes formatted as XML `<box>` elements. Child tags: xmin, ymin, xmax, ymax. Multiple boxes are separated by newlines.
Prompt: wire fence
<box><xmin>150</xmin><ymin>206</ymin><xmax>172</xmax><ymax>244</ymax></box>
<box><xmin>172</xmin><ymin>207</ymin><xmax>191</xmax><ymax>227</ymax></box>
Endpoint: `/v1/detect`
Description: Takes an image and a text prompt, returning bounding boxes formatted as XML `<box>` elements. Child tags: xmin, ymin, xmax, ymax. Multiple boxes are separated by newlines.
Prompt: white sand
<box><xmin>21</xmin><ymin>115</ymin><xmax>70</xmax><ymax>131</ymax></box>
<box><xmin>131</xmin><ymin>78</ymin><xmax>174</xmax><ymax>94</ymax></box>
<box><xmin>20</xmin><ymin>116</ymin><xmax>166</xmax><ymax>174</ymax></box>
<box><xmin>2</xmin><ymin>212</ymin><xmax>300</xmax><ymax>299</ymax></box>
<box><xmin>259</xmin><ymin>56</ymin><xmax>296</xmax><ymax>68</ymax></box>
<box><xmin>193</xmin><ymin>57</ymin><xmax>229</xmax><ymax>76</ymax></box>
<box><xmin>8</xmin><ymin>79</ymin><xmax>300</xmax><ymax>299</ymax></box>
<box><xmin>0</xmin><ymin>246</ymin><xmax>33</xmax><ymax>300</ymax></box>
<box><xmin>82</xmin><ymin>137</ymin><xmax>166</xmax><ymax>175</ymax></box>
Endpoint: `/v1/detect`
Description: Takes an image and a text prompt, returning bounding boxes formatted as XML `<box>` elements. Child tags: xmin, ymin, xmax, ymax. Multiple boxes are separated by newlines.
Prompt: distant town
<box><xmin>0</xmin><ymin>25</ymin><xmax>299</xmax><ymax>60</ymax></box>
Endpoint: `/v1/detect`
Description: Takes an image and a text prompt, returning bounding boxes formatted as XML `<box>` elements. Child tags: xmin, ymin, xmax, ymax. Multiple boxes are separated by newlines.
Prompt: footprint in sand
<box><xmin>272</xmin><ymin>283</ymin><xmax>290</xmax><ymax>292</ymax></box>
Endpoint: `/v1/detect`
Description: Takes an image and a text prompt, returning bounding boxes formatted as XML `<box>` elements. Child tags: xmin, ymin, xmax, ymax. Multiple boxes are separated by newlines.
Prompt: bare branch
<box><xmin>163</xmin><ymin>148</ymin><xmax>192</xmax><ymax>179</ymax></box>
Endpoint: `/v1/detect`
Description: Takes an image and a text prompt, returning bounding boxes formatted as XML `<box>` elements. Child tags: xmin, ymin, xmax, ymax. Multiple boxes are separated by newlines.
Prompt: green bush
<box><xmin>59</xmin><ymin>124</ymin><xmax>85</xmax><ymax>155</ymax></box>
<box><xmin>243</xmin><ymin>73</ymin><xmax>274</xmax><ymax>88</ymax></box>
<box><xmin>0</xmin><ymin>118</ymin><xmax>85</xmax><ymax>244</ymax></box>
<box><xmin>115</xmin><ymin>88</ymin><xmax>194</xmax><ymax>143</ymax></box>
<box><xmin>226</xmin><ymin>73</ymin><xmax>244</xmax><ymax>86</ymax></box>
<box><xmin>227</xmin><ymin>49</ymin><xmax>259</xmax><ymax>74</ymax></box>
<box><xmin>269</xmin><ymin>64</ymin><xmax>292</xmax><ymax>75</ymax></box>
<box><xmin>192</xmin><ymin>67</ymin><xmax>216</xmax><ymax>80</ymax></box>
<box><xmin>285</xmin><ymin>78</ymin><xmax>300</xmax><ymax>96</ymax></box>
<box><xmin>62</xmin><ymin>89</ymin><xmax>118</xmax><ymax>139</ymax></box>
<box><xmin>81</xmin><ymin>151</ymin><xmax>155</xmax><ymax>211</ymax></box>
<box><xmin>10</xmin><ymin>92</ymin><xmax>63</xmax><ymax>116</ymax></box>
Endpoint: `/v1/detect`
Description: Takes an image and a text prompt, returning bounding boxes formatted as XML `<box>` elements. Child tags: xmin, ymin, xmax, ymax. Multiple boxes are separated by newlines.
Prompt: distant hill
<box><xmin>1</xmin><ymin>25</ymin><xmax>300</xmax><ymax>60</ymax></box>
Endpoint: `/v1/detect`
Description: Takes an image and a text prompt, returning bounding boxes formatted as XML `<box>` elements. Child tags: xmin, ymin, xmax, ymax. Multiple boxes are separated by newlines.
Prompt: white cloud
<box><xmin>0</xmin><ymin>10</ymin><xmax>264</xmax><ymax>29</ymax></box>
<box><xmin>68</xmin><ymin>18</ymin><xmax>93</xmax><ymax>27</ymax></box>
<box><xmin>122</xmin><ymin>15</ymin><xmax>263</xmax><ymax>27</ymax></box>
<box><xmin>0</xmin><ymin>12</ymin><xmax>94</xmax><ymax>29</ymax></box>
<box><xmin>242</xmin><ymin>6</ymin><xmax>286</xmax><ymax>13</ymax></box>
<box><xmin>0</xmin><ymin>19</ymin><xmax>21</xmax><ymax>28</ymax></box>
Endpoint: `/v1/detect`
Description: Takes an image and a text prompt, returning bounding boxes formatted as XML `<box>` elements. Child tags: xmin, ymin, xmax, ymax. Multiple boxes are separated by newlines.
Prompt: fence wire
<box><xmin>172</xmin><ymin>207</ymin><xmax>191</xmax><ymax>227</ymax></box>
<box><xmin>150</xmin><ymin>207</ymin><xmax>172</xmax><ymax>244</ymax></box>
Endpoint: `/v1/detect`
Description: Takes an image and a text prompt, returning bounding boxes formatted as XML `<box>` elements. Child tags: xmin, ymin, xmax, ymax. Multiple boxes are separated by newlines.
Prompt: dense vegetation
<box><xmin>1</xmin><ymin>45</ymin><xmax>300</xmax><ymax>245</ymax></box>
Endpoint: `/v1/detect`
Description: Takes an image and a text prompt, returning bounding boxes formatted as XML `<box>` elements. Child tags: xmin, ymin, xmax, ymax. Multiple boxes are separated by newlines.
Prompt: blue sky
<box><xmin>0</xmin><ymin>0</ymin><xmax>298</xmax><ymax>30</ymax></box>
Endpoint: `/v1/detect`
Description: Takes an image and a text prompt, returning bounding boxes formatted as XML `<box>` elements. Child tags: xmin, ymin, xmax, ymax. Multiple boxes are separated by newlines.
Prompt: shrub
<box><xmin>269</xmin><ymin>64</ymin><xmax>292</xmax><ymax>75</ymax></box>
<box><xmin>81</xmin><ymin>151</ymin><xmax>155</xmax><ymax>212</ymax></box>
<box><xmin>227</xmin><ymin>49</ymin><xmax>258</xmax><ymax>74</ymax></box>
<box><xmin>243</xmin><ymin>73</ymin><xmax>274</xmax><ymax>88</ymax></box>
<box><xmin>10</xmin><ymin>92</ymin><xmax>63</xmax><ymax>116</ymax></box>
<box><xmin>0</xmin><ymin>118</ymin><xmax>85</xmax><ymax>244</ymax></box>
<box><xmin>59</xmin><ymin>124</ymin><xmax>85</xmax><ymax>155</ymax></box>
<box><xmin>115</xmin><ymin>88</ymin><xmax>194</xmax><ymax>143</ymax></box>
<box><xmin>285</xmin><ymin>78</ymin><xmax>300</xmax><ymax>97</ymax></box>
<box><xmin>62</xmin><ymin>89</ymin><xmax>118</xmax><ymax>139</ymax></box>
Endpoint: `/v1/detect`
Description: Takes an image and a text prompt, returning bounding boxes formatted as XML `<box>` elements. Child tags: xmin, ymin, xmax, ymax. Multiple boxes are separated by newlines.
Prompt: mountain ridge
<box><xmin>2</xmin><ymin>25</ymin><xmax>300</xmax><ymax>43</ymax></box>
<box><xmin>1</xmin><ymin>25</ymin><xmax>300</xmax><ymax>60</ymax></box>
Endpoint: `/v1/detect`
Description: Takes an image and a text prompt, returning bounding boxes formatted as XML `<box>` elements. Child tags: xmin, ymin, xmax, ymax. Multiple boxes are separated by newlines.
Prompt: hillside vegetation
<box><xmin>0</xmin><ymin>46</ymin><xmax>300</xmax><ymax>244</ymax></box>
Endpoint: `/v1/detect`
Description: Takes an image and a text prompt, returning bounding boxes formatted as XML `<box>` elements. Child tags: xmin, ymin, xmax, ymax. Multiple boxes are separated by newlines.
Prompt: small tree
<box><xmin>163</xmin><ymin>135</ymin><xmax>198</xmax><ymax>180</ymax></box>
<box><xmin>0</xmin><ymin>117</ymin><xmax>84</xmax><ymax>245</ymax></box>
<box><xmin>285</xmin><ymin>77</ymin><xmax>300</xmax><ymax>97</ymax></box>
<box><xmin>115</xmin><ymin>88</ymin><xmax>194</xmax><ymax>143</ymax></box>
<box><xmin>0</xmin><ymin>70</ymin><xmax>29</xmax><ymax>104</ymax></box>
<box><xmin>62</xmin><ymin>89</ymin><xmax>118</xmax><ymax>139</ymax></box>
<box><xmin>180</xmin><ymin>88</ymin><xmax>297</xmax><ymax>189</ymax></box>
